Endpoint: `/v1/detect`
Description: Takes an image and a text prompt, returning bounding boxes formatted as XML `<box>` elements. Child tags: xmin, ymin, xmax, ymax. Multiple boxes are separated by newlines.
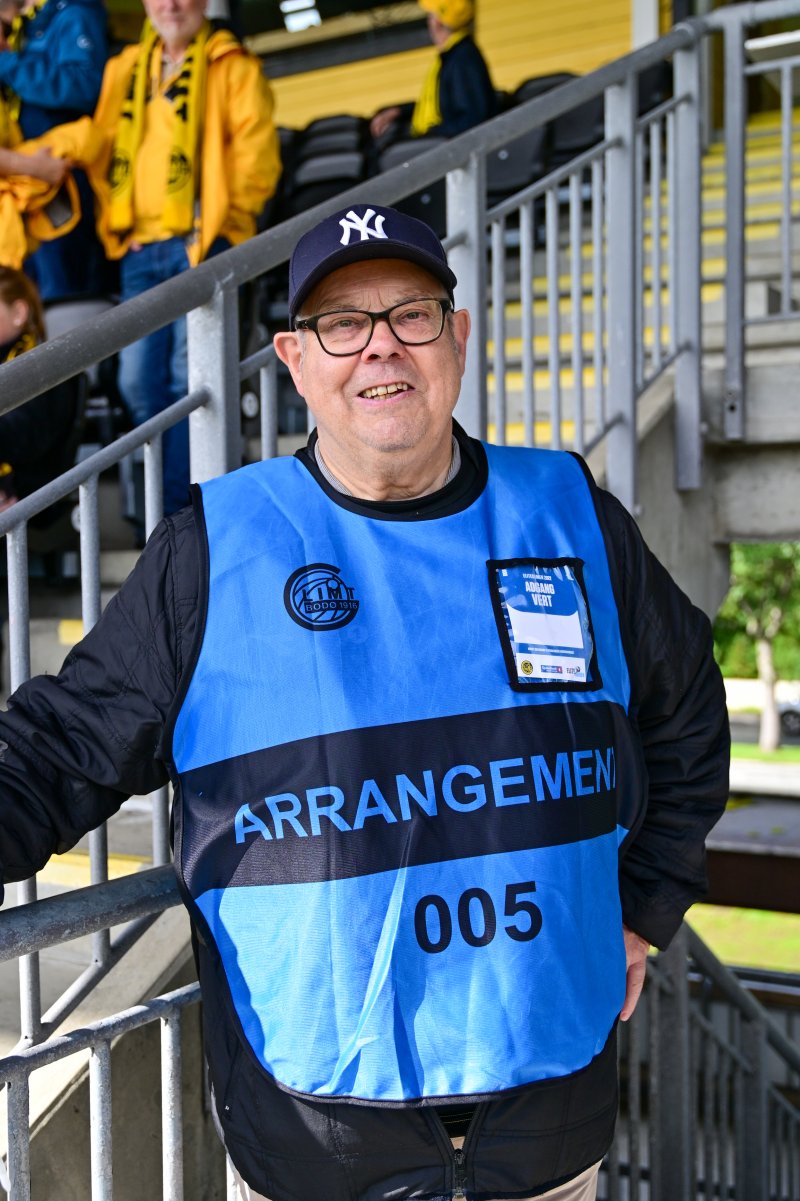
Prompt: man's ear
<box><xmin>273</xmin><ymin>331</ymin><xmax>305</xmax><ymax>398</ymax></box>
<box><xmin>451</xmin><ymin>307</ymin><xmax>470</xmax><ymax>377</ymax></box>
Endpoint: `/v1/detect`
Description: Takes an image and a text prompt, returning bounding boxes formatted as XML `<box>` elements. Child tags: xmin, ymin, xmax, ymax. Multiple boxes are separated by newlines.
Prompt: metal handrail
<box><xmin>0</xmin><ymin>868</ymin><xmax>179</xmax><ymax>964</ymax></box>
<box><xmin>687</xmin><ymin>926</ymin><xmax>800</xmax><ymax>1073</ymax></box>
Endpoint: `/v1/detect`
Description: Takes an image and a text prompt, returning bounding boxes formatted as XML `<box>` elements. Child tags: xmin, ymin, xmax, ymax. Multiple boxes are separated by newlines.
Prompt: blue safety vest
<box><xmin>172</xmin><ymin>444</ymin><xmax>643</xmax><ymax>1103</ymax></box>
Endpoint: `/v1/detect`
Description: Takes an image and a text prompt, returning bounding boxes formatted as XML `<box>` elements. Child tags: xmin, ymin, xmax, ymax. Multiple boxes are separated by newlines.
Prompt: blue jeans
<box><xmin>27</xmin><ymin>171</ymin><xmax>117</xmax><ymax>303</ymax></box>
<box><xmin>118</xmin><ymin>238</ymin><xmax>192</xmax><ymax>518</ymax></box>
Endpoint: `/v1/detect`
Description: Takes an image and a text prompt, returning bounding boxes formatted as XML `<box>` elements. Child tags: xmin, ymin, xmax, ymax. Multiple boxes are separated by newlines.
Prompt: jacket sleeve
<box><xmin>596</xmin><ymin>489</ymin><xmax>730</xmax><ymax>950</ymax></box>
<box><xmin>0</xmin><ymin>507</ymin><xmax>200</xmax><ymax>897</ymax></box>
<box><xmin>223</xmin><ymin>54</ymin><xmax>281</xmax><ymax>221</ymax></box>
<box><xmin>0</xmin><ymin>5</ymin><xmax>106</xmax><ymax>116</ymax></box>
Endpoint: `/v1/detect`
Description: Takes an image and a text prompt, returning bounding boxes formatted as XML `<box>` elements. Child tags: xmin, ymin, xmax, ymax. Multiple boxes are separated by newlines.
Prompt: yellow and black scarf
<box><xmin>0</xmin><ymin>328</ymin><xmax>37</xmax><ymax>500</ymax></box>
<box><xmin>411</xmin><ymin>29</ymin><xmax>468</xmax><ymax>136</ymax></box>
<box><xmin>1</xmin><ymin>329</ymin><xmax>38</xmax><ymax>362</ymax></box>
<box><xmin>0</xmin><ymin>95</ymin><xmax>14</xmax><ymax>149</ymax></box>
<box><xmin>7</xmin><ymin>0</ymin><xmax>49</xmax><ymax>50</ymax></box>
<box><xmin>108</xmin><ymin>18</ymin><xmax>211</xmax><ymax>235</ymax></box>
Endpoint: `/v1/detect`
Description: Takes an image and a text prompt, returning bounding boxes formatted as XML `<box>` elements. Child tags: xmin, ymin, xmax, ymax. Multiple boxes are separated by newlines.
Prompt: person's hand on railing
<box><xmin>620</xmin><ymin>923</ymin><xmax>651</xmax><ymax>1020</ymax></box>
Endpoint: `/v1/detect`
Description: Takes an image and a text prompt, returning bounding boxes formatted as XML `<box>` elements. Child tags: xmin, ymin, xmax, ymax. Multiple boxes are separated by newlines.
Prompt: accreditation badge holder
<box><xmin>488</xmin><ymin>558</ymin><xmax>601</xmax><ymax>692</ymax></box>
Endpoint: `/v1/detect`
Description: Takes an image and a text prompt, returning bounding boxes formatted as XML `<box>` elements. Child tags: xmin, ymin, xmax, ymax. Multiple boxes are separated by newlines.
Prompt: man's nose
<box><xmin>362</xmin><ymin>316</ymin><xmax>404</xmax><ymax>357</ymax></box>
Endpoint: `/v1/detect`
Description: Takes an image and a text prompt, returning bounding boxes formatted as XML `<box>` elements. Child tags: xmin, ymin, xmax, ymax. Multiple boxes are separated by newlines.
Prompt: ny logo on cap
<box><xmin>338</xmin><ymin>208</ymin><xmax>387</xmax><ymax>246</ymax></box>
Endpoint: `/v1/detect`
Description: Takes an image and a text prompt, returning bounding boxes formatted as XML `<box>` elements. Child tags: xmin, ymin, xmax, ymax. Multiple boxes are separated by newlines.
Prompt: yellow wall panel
<box><xmin>477</xmin><ymin>0</ymin><xmax>631</xmax><ymax>92</ymax></box>
<box><xmin>270</xmin><ymin>46</ymin><xmax>436</xmax><ymax>129</ymax></box>
<box><xmin>269</xmin><ymin>0</ymin><xmax>632</xmax><ymax>131</ymax></box>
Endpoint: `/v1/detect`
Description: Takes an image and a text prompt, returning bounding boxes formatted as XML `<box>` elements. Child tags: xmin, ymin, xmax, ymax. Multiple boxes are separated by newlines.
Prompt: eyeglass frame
<box><xmin>293</xmin><ymin>296</ymin><xmax>455</xmax><ymax>356</ymax></box>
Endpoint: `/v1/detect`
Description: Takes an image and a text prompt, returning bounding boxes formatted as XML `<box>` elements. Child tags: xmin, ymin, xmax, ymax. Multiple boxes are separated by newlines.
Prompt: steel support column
<box><xmin>604</xmin><ymin>77</ymin><xmax>638</xmax><ymax>513</ymax></box>
<box><xmin>674</xmin><ymin>42</ymin><xmax>703</xmax><ymax>489</ymax></box>
<box><xmin>742</xmin><ymin>1016</ymin><xmax>770</xmax><ymax>1200</ymax></box>
<box><xmin>723</xmin><ymin>21</ymin><xmax>747</xmax><ymax>440</ymax></box>
<box><xmin>447</xmin><ymin>153</ymin><xmax>487</xmax><ymax>439</ymax></box>
<box><xmin>187</xmin><ymin>282</ymin><xmax>242</xmax><ymax>482</ymax></box>
<box><xmin>654</xmin><ymin>926</ymin><xmax>693</xmax><ymax>1201</ymax></box>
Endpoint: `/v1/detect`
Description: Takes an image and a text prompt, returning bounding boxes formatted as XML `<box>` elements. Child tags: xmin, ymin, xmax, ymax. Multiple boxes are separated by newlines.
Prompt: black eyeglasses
<box><xmin>294</xmin><ymin>297</ymin><xmax>453</xmax><ymax>356</ymax></box>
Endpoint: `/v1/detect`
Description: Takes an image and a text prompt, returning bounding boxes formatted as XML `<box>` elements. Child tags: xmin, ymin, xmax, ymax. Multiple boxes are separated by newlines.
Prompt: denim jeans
<box><xmin>27</xmin><ymin>171</ymin><xmax>117</xmax><ymax>303</ymax></box>
<box><xmin>118</xmin><ymin>238</ymin><xmax>192</xmax><ymax>518</ymax></box>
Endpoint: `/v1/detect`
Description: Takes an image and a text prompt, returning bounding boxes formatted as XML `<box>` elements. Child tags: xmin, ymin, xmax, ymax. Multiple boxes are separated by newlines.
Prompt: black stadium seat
<box><xmin>486</xmin><ymin>125</ymin><xmax>548</xmax><ymax>208</ymax></box>
<box><xmin>303</xmin><ymin>113</ymin><xmax>367</xmax><ymax>139</ymax></box>
<box><xmin>283</xmin><ymin>150</ymin><xmax>367</xmax><ymax>217</ymax></box>
<box><xmin>549</xmin><ymin>93</ymin><xmax>605</xmax><ymax>168</ymax></box>
<box><xmin>513</xmin><ymin>72</ymin><xmax>577</xmax><ymax>106</ymax></box>
<box><xmin>295</xmin><ymin>126</ymin><xmax>366</xmax><ymax>164</ymax></box>
<box><xmin>377</xmin><ymin>137</ymin><xmax>448</xmax><ymax>238</ymax></box>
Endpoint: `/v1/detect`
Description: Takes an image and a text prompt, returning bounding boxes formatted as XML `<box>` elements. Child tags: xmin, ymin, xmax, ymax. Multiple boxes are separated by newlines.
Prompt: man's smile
<box><xmin>359</xmin><ymin>382</ymin><xmax>414</xmax><ymax>400</ymax></box>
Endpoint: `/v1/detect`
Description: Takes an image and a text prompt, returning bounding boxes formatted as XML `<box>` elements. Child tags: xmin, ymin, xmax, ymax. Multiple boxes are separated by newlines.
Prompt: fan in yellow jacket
<box><xmin>38</xmin><ymin>12</ymin><xmax>281</xmax><ymax>268</ymax></box>
<box><xmin>24</xmin><ymin>0</ymin><xmax>281</xmax><ymax>521</ymax></box>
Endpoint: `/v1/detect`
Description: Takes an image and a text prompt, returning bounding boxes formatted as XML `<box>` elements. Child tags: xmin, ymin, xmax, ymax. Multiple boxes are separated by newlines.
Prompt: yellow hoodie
<box><xmin>37</xmin><ymin>31</ymin><xmax>281</xmax><ymax>267</ymax></box>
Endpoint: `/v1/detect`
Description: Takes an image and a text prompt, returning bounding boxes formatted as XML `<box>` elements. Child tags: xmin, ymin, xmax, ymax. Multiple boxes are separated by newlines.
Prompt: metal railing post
<box><xmin>89</xmin><ymin>1040</ymin><xmax>113</xmax><ymax>1201</ymax></box>
<box><xmin>674</xmin><ymin>39</ymin><xmax>703</xmax><ymax>490</ymax></box>
<box><xmin>604</xmin><ymin>76</ymin><xmax>637</xmax><ymax>513</ymax></box>
<box><xmin>447</xmin><ymin>152</ymin><xmax>487</xmax><ymax>439</ymax></box>
<box><xmin>723</xmin><ymin>17</ymin><xmax>747</xmax><ymax>440</ymax></box>
<box><xmin>6</xmin><ymin>1074</ymin><xmax>31</xmax><ymax>1200</ymax></box>
<box><xmin>653</xmin><ymin>926</ymin><xmax>693</xmax><ymax>1201</ymax></box>
<box><xmin>162</xmin><ymin>1012</ymin><xmax>184</xmax><ymax>1201</ymax></box>
<box><xmin>187</xmin><ymin>282</ymin><xmax>242</xmax><ymax>482</ymax></box>
<box><xmin>742</xmin><ymin>1015</ymin><xmax>770</xmax><ymax>1201</ymax></box>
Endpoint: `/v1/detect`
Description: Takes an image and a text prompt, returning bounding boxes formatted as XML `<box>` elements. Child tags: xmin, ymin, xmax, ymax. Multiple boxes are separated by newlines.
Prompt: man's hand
<box><xmin>370</xmin><ymin>106</ymin><xmax>401</xmax><ymax>139</ymax></box>
<box><xmin>620</xmin><ymin>924</ymin><xmax>651</xmax><ymax>1021</ymax></box>
<box><xmin>19</xmin><ymin>146</ymin><xmax>70</xmax><ymax>186</ymax></box>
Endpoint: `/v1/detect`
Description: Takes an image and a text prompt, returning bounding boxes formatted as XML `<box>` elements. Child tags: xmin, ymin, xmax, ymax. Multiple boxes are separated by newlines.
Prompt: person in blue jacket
<box><xmin>0</xmin><ymin>0</ymin><xmax>109</xmax><ymax>301</ymax></box>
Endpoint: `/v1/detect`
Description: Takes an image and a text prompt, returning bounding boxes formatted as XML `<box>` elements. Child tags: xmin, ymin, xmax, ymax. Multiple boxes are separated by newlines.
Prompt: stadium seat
<box><xmin>486</xmin><ymin>125</ymin><xmax>548</xmax><ymax>208</ymax></box>
<box><xmin>377</xmin><ymin>137</ymin><xmax>448</xmax><ymax>238</ymax></box>
<box><xmin>513</xmin><ymin>72</ymin><xmax>578</xmax><ymax>106</ymax></box>
<box><xmin>550</xmin><ymin>93</ymin><xmax>605</xmax><ymax>168</ymax></box>
<box><xmin>283</xmin><ymin>150</ymin><xmax>367</xmax><ymax>217</ymax></box>
<box><xmin>295</xmin><ymin>127</ymin><xmax>366</xmax><ymax>163</ymax></box>
<box><xmin>637</xmin><ymin>61</ymin><xmax>673</xmax><ymax>116</ymax></box>
<box><xmin>303</xmin><ymin>114</ymin><xmax>367</xmax><ymax>138</ymax></box>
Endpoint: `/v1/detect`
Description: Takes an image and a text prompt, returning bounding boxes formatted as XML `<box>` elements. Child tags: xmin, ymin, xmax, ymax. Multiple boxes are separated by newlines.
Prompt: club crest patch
<box><xmin>284</xmin><ymin>563</ymin><xmax>360</xmax><ymax>631</ymax></box>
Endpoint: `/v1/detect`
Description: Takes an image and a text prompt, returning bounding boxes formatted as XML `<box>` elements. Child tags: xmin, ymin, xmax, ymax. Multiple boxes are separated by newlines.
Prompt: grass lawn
<box><xmin>685</xmin><ymin>903</ymin><xmax>800</xmax><ymax>973</ymax></box>
<box><xmin>731</xmin><ymin>742</ymin><xmax>800</xmax><ymax>762</ymax></box>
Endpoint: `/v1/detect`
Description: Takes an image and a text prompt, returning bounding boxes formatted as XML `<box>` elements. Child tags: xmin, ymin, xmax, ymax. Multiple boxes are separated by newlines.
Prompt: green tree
<box><xmin>715</xmin><ymin>543</ymin><xmax>800</xmax><ymax>749</ymax></box>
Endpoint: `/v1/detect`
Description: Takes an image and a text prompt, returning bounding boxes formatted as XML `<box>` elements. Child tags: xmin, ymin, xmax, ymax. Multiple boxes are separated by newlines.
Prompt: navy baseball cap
<box><xmin>288</xmin><ymin>204</ymin><xmax>458</xmax><ymax>322</ymax></box>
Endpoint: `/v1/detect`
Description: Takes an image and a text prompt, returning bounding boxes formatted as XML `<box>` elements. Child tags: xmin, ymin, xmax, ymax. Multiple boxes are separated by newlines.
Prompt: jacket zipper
<box><xmin>452</xmin><ymin>1145</ymin><xmax>467</xmax><ymax>1200</ymax></box>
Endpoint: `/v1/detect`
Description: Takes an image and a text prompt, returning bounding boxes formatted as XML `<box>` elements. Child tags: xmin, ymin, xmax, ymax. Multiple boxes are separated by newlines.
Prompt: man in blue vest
<box><xmin>0</xmin><ymin>204</ymin><xmax>728</xmax><ymax>1201</ymax></box>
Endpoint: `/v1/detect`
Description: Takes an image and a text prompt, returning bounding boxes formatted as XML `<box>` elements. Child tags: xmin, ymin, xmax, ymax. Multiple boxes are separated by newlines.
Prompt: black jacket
<box><xmin>0</xmin><ymin>339</ymin><xmax>82</xmax><ymax>499</ymax></box>
<box><xmin>427</xmin><ymin>35</ymin><xmax>496</xmax><ymax>138</ymax></box>
<box><xmin>396</xmin><ymin>36</ymin><xmax>497</xmax><ymax>140</ymax></box>
<box><xmin>0</xmin><ymin>430</ymin><xmax>729</xmax><ymax>1200</ymax></box>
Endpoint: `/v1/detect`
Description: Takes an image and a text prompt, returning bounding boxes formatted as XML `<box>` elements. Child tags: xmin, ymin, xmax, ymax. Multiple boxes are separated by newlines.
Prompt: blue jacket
<box><xmin>0</xmin><ymin>0</ymin><xmax>107</xmax><ymax>138</ymax></box>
